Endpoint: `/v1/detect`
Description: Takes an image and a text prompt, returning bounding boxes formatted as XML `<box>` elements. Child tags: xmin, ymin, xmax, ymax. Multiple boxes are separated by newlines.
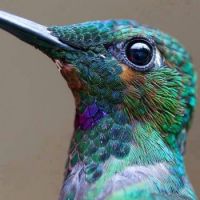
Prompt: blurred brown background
<box><xmin>0</xmin><ymin>0</ymin><xmax>199</xmax><ymax>199</ymax></box>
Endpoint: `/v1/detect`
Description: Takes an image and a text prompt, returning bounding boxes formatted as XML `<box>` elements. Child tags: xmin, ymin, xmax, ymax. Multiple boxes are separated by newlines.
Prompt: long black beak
<box><xmin>0</xmin><ymin>11</ymin><xmax>73</xmax><ymax>52</ymax></box>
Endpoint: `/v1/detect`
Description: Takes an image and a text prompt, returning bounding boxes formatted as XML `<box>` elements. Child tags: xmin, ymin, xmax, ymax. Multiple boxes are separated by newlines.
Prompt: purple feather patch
<box><xmin>75</xmin><ymin>103</ymin><xmax>106</xmax><ymax>130</ymax></box>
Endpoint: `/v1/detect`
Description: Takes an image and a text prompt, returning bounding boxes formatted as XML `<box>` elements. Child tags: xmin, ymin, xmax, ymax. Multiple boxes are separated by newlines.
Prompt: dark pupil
<box><xmin>126</xmin><ymin>41</ymin><xmax>153</xmax><ymax>66</ymax></box>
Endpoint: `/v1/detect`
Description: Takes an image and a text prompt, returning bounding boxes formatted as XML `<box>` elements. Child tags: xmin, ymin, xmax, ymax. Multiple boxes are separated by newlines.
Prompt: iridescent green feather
<box><xmin>48</xmin><ymin>20</ymin><xmax>197</xmax><ymax>200</ymax></box>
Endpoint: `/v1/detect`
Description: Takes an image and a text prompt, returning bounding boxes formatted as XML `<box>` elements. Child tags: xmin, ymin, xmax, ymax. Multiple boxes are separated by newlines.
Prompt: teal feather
<box><xmin>49</xmin><ymin>20</ymin><xmax>197</xmax><ymax>200</ymax></box>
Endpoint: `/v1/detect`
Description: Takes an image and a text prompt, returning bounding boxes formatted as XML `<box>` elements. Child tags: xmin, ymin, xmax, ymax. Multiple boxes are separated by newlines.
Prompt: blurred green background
<box><xmin>0</xmin><ymin>0</ymin><xmax>199</xmax><ymax>199</ymax></box>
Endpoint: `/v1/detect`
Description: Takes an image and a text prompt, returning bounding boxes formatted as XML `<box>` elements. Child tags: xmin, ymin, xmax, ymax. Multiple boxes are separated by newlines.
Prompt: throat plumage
<box><xmin>59</xmin><ymin>107</ymin><xmax>195</xmax><ymax>200</ymax></box>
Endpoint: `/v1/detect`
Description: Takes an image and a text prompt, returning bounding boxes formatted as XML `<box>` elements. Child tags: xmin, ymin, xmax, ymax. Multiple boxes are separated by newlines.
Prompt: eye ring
<box><xmin>121</xmin><ymin>37</ymin><xmax>156</xmax><ymax>71</ymax></box>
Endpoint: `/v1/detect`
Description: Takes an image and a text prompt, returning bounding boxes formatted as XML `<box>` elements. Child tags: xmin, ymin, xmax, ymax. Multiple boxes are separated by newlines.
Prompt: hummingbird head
<box><xmin>0</xmin><ymin>11</ymin><xmax>196</xmax><ymax>142</ymax></box>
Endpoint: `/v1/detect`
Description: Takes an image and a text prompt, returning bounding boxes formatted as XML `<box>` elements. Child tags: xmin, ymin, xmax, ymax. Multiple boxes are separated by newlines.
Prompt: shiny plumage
<box><xmin>0</xmin><ymin>11</ymin><xmax>197</xmax><ymax>200</ymax></box>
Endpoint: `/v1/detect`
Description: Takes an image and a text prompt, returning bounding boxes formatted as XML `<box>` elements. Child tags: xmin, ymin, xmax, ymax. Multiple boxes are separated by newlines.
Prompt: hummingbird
<box><xmin>0</xmin><ymin>11</ymin><xmax>197</xmax><ymax>200</ymax></box>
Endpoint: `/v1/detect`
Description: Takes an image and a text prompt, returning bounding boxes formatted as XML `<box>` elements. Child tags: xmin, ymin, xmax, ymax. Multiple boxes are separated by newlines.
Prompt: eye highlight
<box><xmin>126</xmin><ymin>39</ymin><xmax>153</xmax><ymax>66</ymax></box>
<box><xmin>108</xmin><ymin>37</ymin><xmax>163</xmax><ymax>72</ymax></box>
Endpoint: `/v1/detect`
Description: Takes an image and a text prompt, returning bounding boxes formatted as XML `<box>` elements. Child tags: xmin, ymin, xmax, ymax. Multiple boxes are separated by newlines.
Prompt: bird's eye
<box><xmin>126</xmin><ymin>39</ymin><xmax>153</xmax><ymax>66</ymax></box>
<box><xmin>108</xmin><ymin>37</ymin><xmax>163</xmax><ymax>72</ymax></box>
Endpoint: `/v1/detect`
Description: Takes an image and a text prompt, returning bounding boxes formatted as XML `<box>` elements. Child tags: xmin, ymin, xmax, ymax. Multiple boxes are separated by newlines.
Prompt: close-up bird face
<box><xmin>44</xmin><ymin>20</ymin><xmax>195</xmax><ymax>141</ymax></box>
<box><xmin>1</xmin><ymin>11</ymin><xmax>195</xmax><ymax>142</ymax></box>
<box><xmin>0</xmin><ymin>10</ymin><xmax>197</xmax><ymax>200</ymax></box>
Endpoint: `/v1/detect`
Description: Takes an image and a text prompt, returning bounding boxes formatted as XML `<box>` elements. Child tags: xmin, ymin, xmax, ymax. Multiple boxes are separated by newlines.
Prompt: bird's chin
<box><xmin>54</xmin><ymin>59</ymin><xmax>85</xmax><ymax>91</ymax></box>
